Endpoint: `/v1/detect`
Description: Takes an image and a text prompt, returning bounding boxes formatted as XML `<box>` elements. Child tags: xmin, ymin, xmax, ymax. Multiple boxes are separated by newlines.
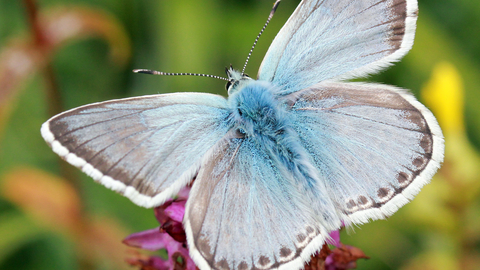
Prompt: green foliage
<box><xmin>0</xmin><ymin>0</ymin><xmax>479</xmax><ymax>269</ymax></box>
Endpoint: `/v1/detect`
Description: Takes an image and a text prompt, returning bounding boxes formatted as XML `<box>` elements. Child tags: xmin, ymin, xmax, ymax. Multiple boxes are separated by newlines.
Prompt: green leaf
<box><xmin>0</xmin><ymin>212</ymin><xmax>46</xmax><ymax>264</ymax></box>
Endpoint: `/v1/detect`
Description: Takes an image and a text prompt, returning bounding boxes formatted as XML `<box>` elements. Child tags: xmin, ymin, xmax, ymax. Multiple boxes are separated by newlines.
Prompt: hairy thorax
<box><xmin>228</xmin><ymin>79</ymin><xmax>323</xmax><ymax>202</ymax></box>
<box><xmin>229</xmin><ymin>80</ymin><xmax>288</xmax><ymax>140</ymax></box>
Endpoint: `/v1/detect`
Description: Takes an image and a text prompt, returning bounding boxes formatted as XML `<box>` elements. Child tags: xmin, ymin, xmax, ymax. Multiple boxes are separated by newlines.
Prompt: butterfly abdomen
<box><xmin>228</xmin><ymin>80</ymin><xmax>341</xmax><ymax>230</ymax></box>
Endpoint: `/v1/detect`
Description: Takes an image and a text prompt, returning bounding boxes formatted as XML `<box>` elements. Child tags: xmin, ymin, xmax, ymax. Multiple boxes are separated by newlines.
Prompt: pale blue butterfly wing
<box><xmin>181</xmin><ymin>0</ymin><xmax>442</xmax><ymax>268</ymax></box>
<box><xmin>258</xmin><ymin>0</ymin><xmax>418</xmax><ymax>94</ymax></box>
<box><xmin>40</xmin><ymin>0</ymin><xmax>445</xmax><ymax>269</ymax></box>
<box><xmin>41</xmin><ymin>93</ymin><xmax>231</xmax><ymax>207</ymax></box>
<box><xmin>185</xmin><ymin>134</ymin><xmax>335</xmax><ymax>270</ymax></box>
<box><xmin>285</xmin><ymin>81</ymin><xmax>444</xmax><ymax>224</ymax></box>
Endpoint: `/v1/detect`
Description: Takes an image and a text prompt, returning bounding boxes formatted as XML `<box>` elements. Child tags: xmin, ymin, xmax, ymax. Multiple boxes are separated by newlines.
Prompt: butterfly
<box><xmin>41</xmin><ymin>0</ymin><xmax>444</xmax><ymax>269</ymax></box>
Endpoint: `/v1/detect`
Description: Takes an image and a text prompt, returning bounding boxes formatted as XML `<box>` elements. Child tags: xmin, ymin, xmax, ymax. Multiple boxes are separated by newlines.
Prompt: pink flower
<box><xmin>124</xmin><ymin>186</ymin><xmax>368</xmax><ymax>270</ymax></box>
<box><xmin>123</xmin><ymin>186</ymin><xmax>197</xmax><ymax>270</ymax></box>
<box><xmin>304</xmin><ymin>229</ymin><xmax>368</xmax><ymax>270</ymax></box>
<box><xmin>327</xmin><ymin>229</ymin><xmax>341</xmax><ymax>247</ymax></box>
<box><xmin>324</xmin><ymin>243</ymin><xmax>369</xmax><ymax>270</ymax></box>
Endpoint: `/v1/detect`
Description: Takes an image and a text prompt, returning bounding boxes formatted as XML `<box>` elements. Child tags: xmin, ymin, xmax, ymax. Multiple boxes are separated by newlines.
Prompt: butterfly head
<box><xmin>225</xmin><ymin>66</ymin><xmax>253</xmax><ymax>96</ymax></box>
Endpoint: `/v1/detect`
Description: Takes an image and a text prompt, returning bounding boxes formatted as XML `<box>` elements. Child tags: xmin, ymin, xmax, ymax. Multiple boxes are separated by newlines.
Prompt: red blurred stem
<box><xmin>24</xmin><ymin>0</ymin><xmax>46</xmax><ymax>47</ymax></box>
<box><xmin>23</xmin><ymin>0</ymin><xmax>64</xmax><ymax>116</ymax></box>
<box><xmin>23</xmin><ymin>0</ymin><xmax>84</xmax><ymax>208</ymax></box>
<box><xmin>25</xmin><ymin>0</ymin><xmax>70</xmax><ymax>175</ymax></box>
<box><xmin>23</xmin><ymin>4</ymin><xmax>93</xmax><ymax>270</ymax></box>
<box><xmin>24</xmin><ymin>1</ymin><xmax>81</xmax><ymax>191</ymax></box>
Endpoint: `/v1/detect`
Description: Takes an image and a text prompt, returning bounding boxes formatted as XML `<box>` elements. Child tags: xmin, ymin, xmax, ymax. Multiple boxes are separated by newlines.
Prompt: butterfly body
<box><xmin>230</xmin><ymin>77</ymin><xmax>283</xmax><ymax>139</ymax></box>
<box><xmin>229</xmin><ymin>70</ymin><xmax>337</xmax><ymax>212</ymax></box>
<box><xmin>42</xmin><ymin>1</ymin><xmax>444</xmax><ymax>269</ymax></box>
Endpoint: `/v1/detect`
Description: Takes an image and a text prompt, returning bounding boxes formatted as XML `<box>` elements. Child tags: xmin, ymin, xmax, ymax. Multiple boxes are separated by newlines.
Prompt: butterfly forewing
<box><xmin>258</xmin><ymin>0</ymin><xmax>418</xmax><ymax>94</ymax></box>
<box><xmin>40</xmin><ymin>1</ymin><xmax>444</xmax><ymax>270</ymax></box>
<box><xmin>41</xmin><ymin>93</ymin><xmax>232</xmax><ymax>208</ymax></box>
<box><xmin>286</xmin><ymin>82</ymin><xmax>444</xmax><ymax>224</ymax></box>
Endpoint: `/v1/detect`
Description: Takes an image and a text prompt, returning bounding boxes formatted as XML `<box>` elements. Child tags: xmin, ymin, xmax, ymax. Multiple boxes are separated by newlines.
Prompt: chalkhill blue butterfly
<box><xmin>41</xmin><ymin>0</ymin><xmax>444</xmax><ymax>269</ymax></box>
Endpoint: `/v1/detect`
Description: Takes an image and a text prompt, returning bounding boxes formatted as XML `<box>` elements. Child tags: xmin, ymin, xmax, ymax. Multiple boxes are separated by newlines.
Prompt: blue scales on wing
<box><xmin>41</xmin><ymin>93</ymin><xmax>232</xmax><ymax>208</ymax></box>
<box><xmin>286</xmin><ymin>81</ymin><xmax>444</xmax><ymax>225</ymax></box>
<box><xmin>185</xmin><ymin>135</ymin><xmax>335</xmax><ymax>270</ymax></box>
<box><xmin>258</xmin><ymin>0</ymin><xmax>418</xmax><ymax>94</ymax></box>
<box><xmin>185</xmin><ymin>80</ymin><xmax>343</xmax><ymax>270</ymax></box>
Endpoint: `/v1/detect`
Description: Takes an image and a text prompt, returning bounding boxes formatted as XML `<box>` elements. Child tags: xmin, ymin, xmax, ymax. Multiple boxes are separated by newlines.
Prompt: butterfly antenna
<box><xmin>241</xmin><ymin>0</ymin><xmax>281</xmax><ymax>75</ymax></box>
<box><xmin>133</xmin><ymin>69</ymin><xmax>229</xmax><ymax>81</ymax></box>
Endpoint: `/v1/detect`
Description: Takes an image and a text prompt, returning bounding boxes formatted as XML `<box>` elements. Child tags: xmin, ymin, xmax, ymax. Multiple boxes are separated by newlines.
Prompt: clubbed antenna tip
<box><xmin>133</xmin><ymin>69</ymin><xmax>162</xmax><ymax>75</ymax></box>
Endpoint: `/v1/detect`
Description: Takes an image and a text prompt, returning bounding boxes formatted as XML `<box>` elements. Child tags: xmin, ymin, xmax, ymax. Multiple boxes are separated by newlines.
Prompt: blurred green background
<box><xmin>0</xmin><ymin>0</ymin><xmax>479</xmax><ymax>269</ymax></box>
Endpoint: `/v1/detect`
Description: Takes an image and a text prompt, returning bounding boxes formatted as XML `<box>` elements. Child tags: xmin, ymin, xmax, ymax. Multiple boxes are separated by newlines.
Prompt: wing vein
<box><xmin>70</xmin><ymin>122</ymin><xmax>141</xmax><ymax>151</ymax></box>
<box><xmin>296</xmin><ymin>107</ymin><xmax>427</xmax><ymax>133</ymax></box>
<box><xmin>142</xmin><ymin>119</ymin><xmax>202</xmax><ymax>182</ymax></box>
<box><xmin>55</xmin><ymin>109</ymin><xmax>151</xmax><ymax>139</ymax></box>
<box><xmin>326</xmin><ymin>110</ymin><xmax>429</xmax><ymax>134</ymax></box>
<box><xmin>56</xmin><ymin>105</ymin><xmax>217</xmax><ymax>139</ymax></box>
<box><xmin>84</xmin><ymin>119</ymin><xmax>186</xmax><ymax>164</ymax></box>
<box><xmin>103</xmin><ymin>124</ymin><xmax>163</xmax><ymax>177</ymax></box>
<box><xmin>211</xmin><ymin>140</ymin><xmax>242</xmax><ymax>263</ymax></box>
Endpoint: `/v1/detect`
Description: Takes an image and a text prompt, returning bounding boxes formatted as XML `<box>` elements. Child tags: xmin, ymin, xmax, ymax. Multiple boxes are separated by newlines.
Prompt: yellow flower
<box><xmin>422</xmin><ymin>62</ymin><xmax>464</xmax><ymax>134</ymax></box>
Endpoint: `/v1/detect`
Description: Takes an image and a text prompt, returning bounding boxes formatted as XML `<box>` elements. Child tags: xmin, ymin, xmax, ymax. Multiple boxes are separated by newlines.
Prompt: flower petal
<box><xmin>154</xmin><ymin>200</ymin><xmax>173</xmax><ymax>224</ymax></box>
<box><xmin>422</xmin><ymin>62</ymin><xmax>464</xmax><ymax>134</ymax></box>
<box><xmin>161</xmin><ymin>220</ymin><xmax>186</xmax><ymax>243</ymax></box>
<box><xmin>176</xmin><ymin>186</ymin><xmax>191</xmax><ymax>199</ymax></box>
<box><xmin>123</xmin><ymin>227</ymin><xmax>167</xmax><ymax>251</ymax></box>
<box><xmin>327</xmin><ymin>230</ymin><xmax>341</xmax><ymax>247</ymax></box>
<box><xmin>325</xmin><ymin>244</ymin><xmax>369</xmax><ymax>270</ymax></box>
<box><xmin>164</xmin><ymin>200</ymin><xmax>186</xmax><ymax>222</ymax></box>
<box><xmin>126</xmin><ymin>254</ymin><xmax>172</xmax><ymax>270</ymax></box>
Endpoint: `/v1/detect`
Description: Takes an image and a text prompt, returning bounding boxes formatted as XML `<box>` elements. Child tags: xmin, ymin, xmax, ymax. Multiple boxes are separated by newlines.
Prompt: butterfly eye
<box><xmin>226</xmin><ymin>79</ymin><xmax>237</xmax><ymax>91</ymax></box>
<box><xmin>225</xmin><ymin>80</ymin><xmax>232</xmax><ymax>91</ymax></box>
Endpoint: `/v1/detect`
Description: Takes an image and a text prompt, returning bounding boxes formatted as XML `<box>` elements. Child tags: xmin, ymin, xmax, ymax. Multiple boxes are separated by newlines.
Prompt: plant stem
<box><xmin>24</xmin><ymin>0</ymin><xmax>64</xmax><ymax>116</ymax></box>
<box><xmin>23</xmin><ymin>1</ymin><xmax>93</xmax><ymax>269</ymax></box>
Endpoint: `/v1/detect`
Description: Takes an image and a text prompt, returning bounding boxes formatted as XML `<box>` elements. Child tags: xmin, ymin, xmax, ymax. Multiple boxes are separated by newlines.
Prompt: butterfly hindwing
<box><xmin>41</xmin><ymin>93</ymin><xmax>231</xmax><ymax>208</ymax></box>
<box><xmin>286</xmin><ymin>81</ymin><xmax>444</xmax><ymax>224</ymax></box>
<box><xmin>40</xmin><ymin>1</ymin><xmax>443</xmax><ymax>270</ymax></box>
<box><xmin>185</xmin><ymin>134</ymin><xmax>335</xmax><ymax>270</ymax></box>
<box><xmin>258</xmin><ymin>0</ymin><xmax>418</xmax><ymax>94</ymax></box>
